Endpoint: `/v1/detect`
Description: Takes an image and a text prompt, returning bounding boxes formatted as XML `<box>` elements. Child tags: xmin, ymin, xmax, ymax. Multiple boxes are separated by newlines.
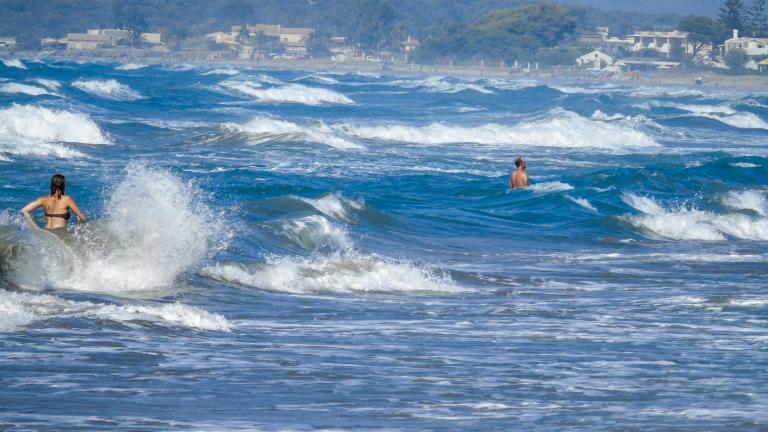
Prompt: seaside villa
<box><xmin>722</xmin><ymin>29</ymin><xmax>768</xmax><ymax>56</ymax></box>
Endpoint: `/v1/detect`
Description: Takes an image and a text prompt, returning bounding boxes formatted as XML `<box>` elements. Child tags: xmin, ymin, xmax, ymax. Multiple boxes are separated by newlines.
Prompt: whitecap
<box><xmin>296</xmin><ymin>193</ymin><xmax>365</xmax><ymax>223</ymax></box>
<box><xmin>273</xmin><ymin>215</ymin><xmax>351</xmax><ymax>250</ymax></box>
<box><xmin>566</xmin><ymin>196</ymin><xmax>597</xmax><ymax>211</ymax></box>
<box><xmin>73</xmin><ymin>79</ymin><xmax>144</xmax><ymax>101</ymax></box>
<box><xmin>721</xmin><ymin>189</ymin><xmax>768</xmax><ymax>216</ymax></box>
<box><xmin>622</xmin><ymin>193</ymin><xmax>768</xmax><ymax>241</ymax></box>
<box><xmin>2</xmin><ymin>58</ymin><xmax>26</xmax><ymax>69</ymax></box>
<box><xmin>223</xmin><ymin>116</ymin><xmax>362</xmax><ymax>150</ymax></box>
<box><xmin>202</xmin><ymin>251</ymin><xmax>465</xmax><ymax>295</ymax></box>
<box><xmin>224</xmin><ymin>82</ymin><xmax>354</xmax><ymax>105</ymax></box>
<box><xmin>0</xmin><ymin>82</ymin><xmax>54</xmax><ymax>96</ymax></box>
<box><xmin>115</xmin><ymin>63</ymin><xmax>148</xmax><ymax>70</ymax></box>
<box><xmin>341</xmin><ymin>109</ymin><xmax>658</xmax><ymax>150</ymax></box>
<box><xmin>730</xmin><ymin>162</ymin><xmax>759</xmax><ymax>168</ymax></box>
<box><xmin>202</xmin><ymin>68</ymin><xmax>240</xmax><ymax>76</ymax></box>
<box><xmin>0</xmin><ymin>104</ymin><xmax>110</xmax><ymax>158</ymax></box>
<box><xmin>529</xmin><ymin>181</ymin><xmax>574</xmax><ymax>193</ymax></box>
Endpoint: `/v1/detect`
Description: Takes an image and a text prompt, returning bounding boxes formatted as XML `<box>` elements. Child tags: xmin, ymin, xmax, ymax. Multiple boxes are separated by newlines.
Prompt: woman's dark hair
<box><xmin>50</xmin><ymin>174</ymin><xmax>66</xmax><ymax>198</ymax></box>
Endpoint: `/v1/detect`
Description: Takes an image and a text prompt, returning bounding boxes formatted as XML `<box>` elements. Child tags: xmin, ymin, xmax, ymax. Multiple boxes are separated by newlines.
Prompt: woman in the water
<box><xmin>21</xmin><ymin>174</ymin><xmax>86</xmax><ymax>230</ymax></box>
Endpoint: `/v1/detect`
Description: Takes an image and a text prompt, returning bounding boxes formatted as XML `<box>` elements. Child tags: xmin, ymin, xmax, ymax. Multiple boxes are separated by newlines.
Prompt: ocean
<box><xmin>0</xmin><ymin>58</ymin><xmax>766</xmax><ymax>430</ymax></box>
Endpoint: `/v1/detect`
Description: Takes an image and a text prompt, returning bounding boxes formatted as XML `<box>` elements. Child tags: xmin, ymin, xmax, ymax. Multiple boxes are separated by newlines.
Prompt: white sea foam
<box><xmin>294</xmin><ymin>74</ymin><xmax>339</xmax><ymax>84</ymax></box>
<box><xmin>707</xmin><ymin>112</ymin><xmax>768</xmax><ymax>129</ymax></box>
<box><xmin>529</xmin><ymin>181</ymin><xmax>574</xmax><ymax>193</ymax></box>
<box><xmin>73</xmin><ymin>79</ymin><xmax>144</xmax><ymax>100</ymax></box>
<box><xmin>731</xmin><ymin>162</ymin><xmax>759</xmax><ymax>168</ymax></box>
<box><xmin>202</xmin><ymin>251</ymin><xmax>465</xmax><ymax>295</ymax></box>
<box><xmin>0</xmin><ymin>290</ymin><xmax>230</xmax><ymax>332</ymax></box>
<box><xmin>0</xmin><ymin>83</ymin><xmax>53</xmax><ymax>96</ymax></box>
<box><xmin>550</xmin><ymin>84</ymin><xmax>623</xmax><ymax>95</ymax></box>
<box><xmin>223</xmin><ymin>81</ymin><xmax>353</xmax><ymax>105</ymax></box>
<box><xmin>63</xmin><ymin>164</ymin><xmax>229</xmax><ymax>293</ymax></box>
<box><xmin>224</xmin><ymin>116</ymin><xmax>362</xmax><ymax>150</ymax></box>
<box><xmin>115</xmin><ymin>63</ymin><xmax>148</xmax><ymax>70</ymax></box>
<box><xmin>622</xmin><ymin>193</ymin><xmax>768</xmax><ymax>241</ymax></box>
<box><xmin>722</xmin><ymin>189</ymin><xmax>768</xmax><ymax>216</ymax></box>
<box><xmin>2</xmin><ymin>58</ymin><xmax>26</xmax><ymax>69</ymax></box>
<box><xmin>296</xmin><ymin>193</ymin><xmax>365</xmax><ymax>223</ymax></box>
<box><xmin>629</xmin><ymin>86</ymin><xmax>706</xmax><ymax>98</ymax></box>
<box><xmin>342</xmin><ymin>109</ymin><xmax>658</xmax><ymax>150</ymax></box>
<box><xmin>33</xmin><ymin>79</ymin><xmax>62</xmax><ymax>91</ymax></box>
<box><xmin>566</xmin><ymin>196</ymin><xmax>597</xmax><ymax>211</ymax></box>
<box><xmin>389</xmin><ymin>76</ymin><xmax>494</xmax><ymax>94</ymax></box>
<box><xmin>0</xmin><ymin>104</ymin><xmax>110</xmax><ymax>158</ymax></box>
<box><xmin>203</xmin><ymin>68</ymin><xmax>240</xmax><ymax>76</ymax></box>
<box><xmin>274</xmin><ymin>215</ymin><xmax>351</xmax><ymax>250</ymax></box>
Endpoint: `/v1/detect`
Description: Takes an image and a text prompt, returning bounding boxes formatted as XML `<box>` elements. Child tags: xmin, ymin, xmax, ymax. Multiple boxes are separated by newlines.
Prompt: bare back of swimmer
<box><xmin>21</xmin><ymin>174</ymin><xmax>86</xmax><ymax>230</ymax></box>
<box><xmin>510</xmin><ymin>157</ymin><xmax>529</xmax><ymax>189</ymax></box>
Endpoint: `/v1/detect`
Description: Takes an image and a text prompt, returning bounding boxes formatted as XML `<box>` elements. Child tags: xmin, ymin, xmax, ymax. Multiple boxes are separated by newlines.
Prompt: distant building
<box><xmin>328</xmin><ymin>36</ymin><xmax>347</xmax><ymax>54</ymax></box>
<box><xmin>758</xmin><ymin>58</ymin><xmax>768</xmax><ymax>73</ymax></box>
<box><xmin>87</xmin><ymin>29</ymin><xmax>130</xmax><ymax>43</ymax></box>
<box><xmin>206</xmin><ymin>31</ymin><xmax>235</xmax><ymax>45</ymax></box>
<box><xmin>400</xmin><ymin>35</ymin><xmax>419</xmax><ymax>53</ymax></box>
<box><xmin>284</xmin><ymin>39</ymin><xmax>309</xmax><ymax>56</ymax></box>
<box><xmin>722</xmin><ymin>29</ymin><xmax>768</xmax><ymax>56</ymax></box>
<box><xmin>0</xmin><ymin>37</ymin><xmax>16</xmax><ymax>48</ymax></box>
<box><xmin>628</xmin><ymin>31</ymin><xmax>690</xmax><ymax>57</ymax></box>
<box><xmin>42</xmin><ymin>37</ymin><xmax>67</xmax><ymax>49</ymax></box>
<box><xmin>576</xmin><ymin>27</ymin><xmax>609</xmax><ymax>47</ymax></box>
<box><xmin>233</xmin><ymin>24</ymin><xmax>314</xmax><ymax>44</ymax></box>
<box><xmin>576</xmin><ymin>49</ymin><xmax>614</xmax><ymax>70</ymax></box>
<box><xmin>141</xmin><ymin>33</ymin><xmax>162</xmax><ymax>45</ymax></box>
<box><xmin>66</xmin><ymin>33</ymin><xmax>112</xmax><ymax>50</ymax></box>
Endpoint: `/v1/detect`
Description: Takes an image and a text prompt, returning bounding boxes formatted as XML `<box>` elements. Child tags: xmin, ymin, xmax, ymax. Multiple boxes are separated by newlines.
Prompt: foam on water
<box><xmin>202</xmin><ymin>251</ymin><xmax>464</xmax><ymax>295</ymax></box>
<box><xmin>566</xmin><ymin>196</ymin><xmax>598</xmax><ymax>211</ymax></box>
<box><xmin>224</xmin><ymin>116</ymin><xmax>362</xmax><ymax>150</ymax></box>
<box><xmin>224</xmin><ymin>82</ymin><xmax>354</xmax><ymax>105</ymax></box>
<box><xmin>2</xmin><ymin>58</ymin><xmax>26</xmax><ymax>69</ymax></box>
<box><xmin>0</xmin><ymin>290</ymin><xmax>230</xmax><ymax>332</ymax></box>
<box><xmin>706</xmin><ymin>112</ymin><xmax>768</xmax><ymax>129</ymax></box>
<box><xmin>296</xmin><ymin>193</ymin><xmax>365</xmax><ymax>223</ymax></box>
<box><xmin>73</xmin><ymin>79</ymin><xmax>144</xmax><ymax>101</ymax></box>
<box><xmin>274</xmin><ymin>215</ymin><xmax>351</xmax><ymax>250</ymax></box>
<box><xmin>0</xmin><ymin>104</ymin><xmax>110</xmax><ymax>158</ymax></box>
<box><xmin>622</xmin><ymin>193</ymin><xmax>768</xmax><ymax>241</ymax></box>
<box><xmin>342</xmin><ymin>110</ymin><xmax>658</xmax><ymax>150</ymax></box>
<box><xmin>722</xmin><ymin>189</ymin><xmax>768</xmax><ymax>216</ymax></box>
<box><xmin>60</xmin><ymin>164</ymin><xmax>228</xmax><ymax>293</ymax></box>
<box><xmin>529</xmin><ymin>181</ymin><xmax>575</xmax><ymax>193</ymax></box>
<box><xmin>0</xmin><ymin>82</ymin><xmax>54</xmax><ymax>96</ymax></box>
<box><xmin>33</xmin><ymin>79</ymin><xmax>62</xmax><ymax>91</ymax></box>
<box><xmin>385</xmin><ymin>76</ymin><xmax>494</xmax><ymax>94</ymax></box>
<box><xmin>203</xmin><ymin>68</ymin><xmax>240</xmax><ymax>76</ymax></box>
<box><xmin>115</xmin><ymin>63</ymin><xmax>148</xmax><ymax>71</ymax></box>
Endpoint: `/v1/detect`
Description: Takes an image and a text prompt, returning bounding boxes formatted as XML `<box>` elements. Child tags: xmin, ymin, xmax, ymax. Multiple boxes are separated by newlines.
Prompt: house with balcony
<box><xmin>628</xmin><ymin>31</ymin><xmax>690</xmax><ymax>57</ymax></box>
<box><xmin>722</xmin><ymin>29</ymin><xmax>768</xmax><ymax>56</ymax></box>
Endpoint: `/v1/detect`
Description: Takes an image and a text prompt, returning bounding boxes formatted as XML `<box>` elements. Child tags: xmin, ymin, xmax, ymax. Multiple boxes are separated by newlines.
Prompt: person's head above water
<box><xmin>514</xmin><ymin>157</ymin><xmax>526</xmax><ymax>169</ymax></box>
<box><xmin>50</xmin><ymin>174</ymin><xmax>66</xmax><ymax>198</ymax></box>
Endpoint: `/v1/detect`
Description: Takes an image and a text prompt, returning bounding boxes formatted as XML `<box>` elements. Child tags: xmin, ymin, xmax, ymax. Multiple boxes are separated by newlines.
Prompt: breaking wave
<box><xmin>1</xmin><ymin>58</ymin><xmax>26</xmax><ymax>69</ymax></box>
<box><xmin>0</xmin><ymin>291</ymin><xmax>231</xmax><ymax>332</ymax></box>
<box><xmin>622</xmin><ymin>193</ymin><xmax>768</xmax><ymax>241</ymax></box>
<box><xmin>73</xmin><ymin>79</ymin><xmax>144</xmax><ymax>100</ymax></box>
<box><xmin>295</xmin><ymin>193</ymin><xmax>365</xmax><ymax>223</ymax></box>
<box><xmin>203</xmin><ymin>68</ymin><xmax>240</xmax><ymax>76</ymax></box>
<box><xmin>223</xmin><ymin>81</ymin><xmax>354</xmax><ymax>105</ymax></box>
<box><xmin>721</xmin><ymin>189</ymin><xmax>768</xmax><ymax>216</ymax></box>
<box><xmin>0</xmin><ymin>104</ymin><xmax>110</xmax><ymax>158</ymax></box>
<box><xmin>1</xmin><ymin>164</ymin><xmax>229</xmax><ymax>293</ymax></box>
<box><xmin>342</xmin><ymin>109</ymin><xmax>658</xmax><ymax>150</ymax></box>
<box><xmin>223</xmin><ymin>116</ymin><xmax>362</xmax><ymax>150</ymax></box>
<box><xmin>529</xmin><ymin>181</ymin><xmax>574</xmax><ymax>193</ymax></box>
<box><xmin>0</xmin><ymin>82</ymin><xmax>54</xmax><ymax>96</ymax></box>
<box><xmin>202</xmin><ymin>251</ymin><xmax>464</xmax><ymax>295</ymax></box>
<box><xmin>115</xmin><ymin>63</ymin><xmax>148</xmax><ymax>70</ymax></box>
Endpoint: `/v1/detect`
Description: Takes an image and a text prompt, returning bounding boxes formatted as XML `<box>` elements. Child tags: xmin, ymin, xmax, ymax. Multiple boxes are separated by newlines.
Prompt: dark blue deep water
<box><xmin>1</xmin><ymin>58</ymin><xmax>767</xmax><ymax>430</ymax></box>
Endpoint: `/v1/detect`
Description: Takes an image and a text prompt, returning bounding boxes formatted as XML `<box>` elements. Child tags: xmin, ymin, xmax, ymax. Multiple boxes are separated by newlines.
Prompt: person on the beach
<box><xmin>509</xmin><ymin>157</ymin><xmax>529</xmax><ymax>189</ymax></box>
<box><xmin>21</xmin><ymin>174</ymin><xmax>86</xmax><ymax>230</ymax></box>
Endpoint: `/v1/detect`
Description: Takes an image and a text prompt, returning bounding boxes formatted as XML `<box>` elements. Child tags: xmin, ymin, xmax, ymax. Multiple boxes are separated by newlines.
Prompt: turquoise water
<box><xmin>1</xmin><ymin>58</ymin><xmax>767</xmax><ymax>430</ymax></box>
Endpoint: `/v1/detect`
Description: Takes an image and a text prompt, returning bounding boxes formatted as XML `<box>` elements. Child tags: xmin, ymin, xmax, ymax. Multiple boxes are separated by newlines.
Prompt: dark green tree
<box><xmin>749</xmin><ymin>0</ymin><xmax>767</xmax><ymax>36</ymax></box>
<box><xmin>679</xmin><ymin>15</ymin><xmax>725</xmax><ymax>59</ymax></box>
<box><xmin>719</xmin><ymin>0</ymin><xmax>747</xmax><ymax>33</ymax></box>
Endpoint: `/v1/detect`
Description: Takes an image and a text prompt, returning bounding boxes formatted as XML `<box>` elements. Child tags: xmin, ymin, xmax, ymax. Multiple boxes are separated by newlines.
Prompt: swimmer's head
<box><xmin>50</xmin><ymin>174</ymin><xmax>66</xmax><ymax>198</ymax></box>
<box><xmin>514</xmin><ymin>157</ymin><xmax>526</xmax><ymax>168</ymax></box>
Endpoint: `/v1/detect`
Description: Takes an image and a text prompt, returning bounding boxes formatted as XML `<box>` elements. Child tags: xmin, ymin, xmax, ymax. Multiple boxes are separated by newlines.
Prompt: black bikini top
<box><xmin>45</xmin><ymin>210</ymin><xmax>70</xmax><ymax>220</ymax></box>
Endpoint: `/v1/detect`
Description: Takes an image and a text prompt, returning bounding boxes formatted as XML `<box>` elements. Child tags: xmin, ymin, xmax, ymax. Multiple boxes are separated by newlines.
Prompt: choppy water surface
<box><xmin>1</xmin><ymin>58</ymin><xmax>767</xmax><ymax>430</ymax></box>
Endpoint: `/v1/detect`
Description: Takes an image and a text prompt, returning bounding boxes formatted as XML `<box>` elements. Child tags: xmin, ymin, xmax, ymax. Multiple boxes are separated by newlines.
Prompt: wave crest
<box><xmin>73</xmin><ymin>79</ymin><xmax>144</xmax><ymax>100</ymax></box>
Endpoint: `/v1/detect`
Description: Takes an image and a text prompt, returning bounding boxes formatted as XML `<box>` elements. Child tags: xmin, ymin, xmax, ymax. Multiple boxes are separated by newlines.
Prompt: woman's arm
<box><xmin>66</xmin><ymin>196</ymin><xmax>87</xmax><ymax>222</ymax></box>
<box><xmin>20</xmin><ymin>198</ymin><xmax>43</xmax><ymax>229</ymax></box>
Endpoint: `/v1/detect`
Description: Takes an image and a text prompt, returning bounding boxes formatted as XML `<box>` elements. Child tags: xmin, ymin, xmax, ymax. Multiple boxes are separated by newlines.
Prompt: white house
<box><xmin>576</xmin><ymin>49</ymin><xmax>614</xmax><ymax>70</ymax></box>
<box><xmin>0</xmin><ymin>37</ymin><xmax>15</xmax><ymax>48</ymax></box>
<box><xmin>722</xmin><ymin>29</ymin><xmax>768</xmax><ymax>56</ymax></box>
<box><xmin>629</xmin><ymin>31</ymin><xmax>690</xmax><ymax>57</ymax></box>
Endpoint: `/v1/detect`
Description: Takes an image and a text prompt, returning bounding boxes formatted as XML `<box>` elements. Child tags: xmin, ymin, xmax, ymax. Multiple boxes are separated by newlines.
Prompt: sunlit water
<box><xmin>1</xmin><ymin>58</ymin><xmax>766</xmax><ymax>430</ymax></box>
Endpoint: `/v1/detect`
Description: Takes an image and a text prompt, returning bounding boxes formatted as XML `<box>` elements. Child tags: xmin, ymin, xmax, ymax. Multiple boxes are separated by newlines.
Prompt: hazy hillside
<box><xmin>557</xmin><ymin>0</ymin><xmax>720</xmax><ymax>16</ymax></box>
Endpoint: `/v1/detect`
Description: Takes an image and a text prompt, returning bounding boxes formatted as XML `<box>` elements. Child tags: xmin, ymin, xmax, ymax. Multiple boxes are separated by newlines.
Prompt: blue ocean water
<box><xmin>0</xmin><ymin>57</ymin><xmax>767</xmax><ymax>430</ymax></box>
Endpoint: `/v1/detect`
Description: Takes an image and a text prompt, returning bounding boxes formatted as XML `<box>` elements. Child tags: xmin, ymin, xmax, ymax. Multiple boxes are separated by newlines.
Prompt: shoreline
<box><xmin>7</xmin><ymin>50</ymin><xmax>768</xmax><ymax>93</ymax></box>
